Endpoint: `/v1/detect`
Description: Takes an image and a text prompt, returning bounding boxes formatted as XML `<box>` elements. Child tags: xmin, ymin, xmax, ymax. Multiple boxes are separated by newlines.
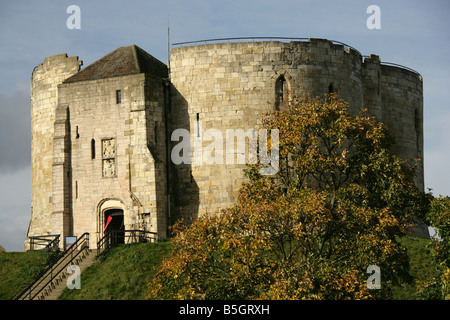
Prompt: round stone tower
<box><xmin>169</xmin><ymin>38</ymin><xmax>425</xmax><ymax>236</ymax></box>
<box><xmin>27</xmin><ymin>54</ymin><xmax>82</xmax><ymax>248</ymax></box>
<box><xmin>25</xmin><ymin>39</ymin><xmax>427</xmax><ymax>246</ymax></box>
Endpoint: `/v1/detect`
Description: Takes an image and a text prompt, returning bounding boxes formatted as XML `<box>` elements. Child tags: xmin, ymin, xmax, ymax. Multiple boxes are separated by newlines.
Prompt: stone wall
<box><xmin>170</xmin><ymin>39</ymin><xmax>425</xmax><ymax>223</ymax></box>
<box><xmin>27</xmin><ymin>54</ymin><xmax>81</xmax><ymax>249</ymax></box>
<box><xmin>170</xmin><ymin>40</ymin><xmax>365</xmax><ymax>218</ymax></box>
<box><xmin>26</xmin><ymin>39</ymin><xmax>427</xmax><ymax>249</ymax></box>
<box><xmin>362</xmin><ymin>54</ymin><xmax>424</xmax><ymax>191</ymax></box>
<box><xmin>56</xmin><ymin>73</ymin><xmax>168</xmax><ymax>247</ymax></box>
<box><xmin>379</xmin><ymin>65</ymin><xmax>424</xmax><ymax>190</ymax></box>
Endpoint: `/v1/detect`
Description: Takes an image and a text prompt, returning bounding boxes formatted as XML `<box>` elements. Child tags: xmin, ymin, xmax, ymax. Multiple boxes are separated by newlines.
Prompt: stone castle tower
<box><xmin>25</xmin><ymin>38</ymin><xmax>428</xmax><ymax>250</ymax></box>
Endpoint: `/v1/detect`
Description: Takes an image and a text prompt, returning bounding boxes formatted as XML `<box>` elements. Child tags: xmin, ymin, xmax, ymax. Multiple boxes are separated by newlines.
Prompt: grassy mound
<box><xmin>390</xmin><ymin>236</ymin><xmax>441</xmax><ymax>299</ymax></box>
<box><xmin>1</xmin><ymin>236</ymin><xmax>439</xmax><ymax>300</ymax></box>
<box><xmin>0</xmin><ymin>250</ymin><xmax>58</xmax><ymax>300</ymax></box>
<box><xmin>58</xmin><ymin>241</ymin><xmax>171</xmax><ymax>300</ymax></box>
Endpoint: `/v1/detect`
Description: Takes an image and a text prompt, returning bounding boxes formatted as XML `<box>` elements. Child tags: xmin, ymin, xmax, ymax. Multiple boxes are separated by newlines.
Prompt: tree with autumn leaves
<box><xmin>417</xmin><ymin>196</ymin><xmax>450</xmax><ymax>299</ymax></box>
<box><xmin>148</xmin><ymin>93</ymin><xmax>430</xmax><ymax>300</ymax></box>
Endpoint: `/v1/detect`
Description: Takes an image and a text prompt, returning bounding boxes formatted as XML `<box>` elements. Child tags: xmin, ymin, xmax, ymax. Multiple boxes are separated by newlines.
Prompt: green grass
<box><xmin>58</xmin><ymin>241</ymin><xmax>172</xmax><ymax>300</ymax></box>
<box><xmin>0</xmin><ymin>237</ymin><xmax>440</xmax><ymax>300</ymax></box>
<box><xmin>0</xmin><ymin>250</ymin><xmax>58</xmax><ymax>300</ymax></box>
<box><xmin>58</xmin><ymin>236</ymin><xmax>439</xmax><ymax>300</ymax></box>
<box><xmin>390</xmin><ymin>236</ymin><xmax>441</xmax><ymax>299</ymax></box>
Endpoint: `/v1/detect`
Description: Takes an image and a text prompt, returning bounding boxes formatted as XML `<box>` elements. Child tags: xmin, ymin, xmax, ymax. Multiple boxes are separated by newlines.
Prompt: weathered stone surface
<box><xmin>170</xmin><ymin>40</ymin><xmax>424</xmax><ymax>222</ymax></box>
<box><xmin>29</xmin><ymin>53</ymin><xmax>82</xmax><ymax>246</ymax></box>
<box><xmin>25</xmin><ymin>39</ymin><xmax>427</xmax><ymax>250</ymax></box>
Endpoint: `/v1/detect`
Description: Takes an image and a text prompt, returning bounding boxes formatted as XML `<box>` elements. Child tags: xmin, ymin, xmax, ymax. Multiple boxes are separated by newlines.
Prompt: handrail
<box><xmin>172</xmin><ymin>36</ymin><xmax>307</xmax><ymax>46</ymax></box>
<box><xmin>171</xmin><ymin>36</ymin><xmax>363</xmax><ymax>56</ymax></box>
<box><xmin>13</xmin><ymin>233</ymin><xmax>90</xmax><ymax>300</ymax></box>
<box><xmin>46</xmin><ymin>235</ymin><xmax>60</xmax><ymax>252</ymax></box>
<box><xmin>171</xmin><ymin>37</ymin><xmax>421</xmax><ymax>77</ymax></box>
<box><xmin>363</xmin><ymin>55</ymin><xmax>422</xmax><ymax>77</ymax></box>
<box><xmin>380</xmin><ymin>61</ymin><xmax>422</xmax><ymax>77</ymax></box>
<box><xmin>97</xmin><ymin>229</ymin><xmax>157</xmax><ymax>256</ymax></box>
<box><xmin>15</xmin><ymin>230</ymin><xmax>157</xmax><ymax>299</ymax></box>
<box><xmin>29</xmin><ymin>234</ymin><xmax>60</xmax><ymax>251</ymax></box>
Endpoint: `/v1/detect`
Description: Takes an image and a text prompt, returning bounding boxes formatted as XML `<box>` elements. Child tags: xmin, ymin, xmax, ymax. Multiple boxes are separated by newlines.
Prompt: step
<box><xmin>18</xmin><ymin>248</ymin><xmax>98</xmax><ymax>300</ymax></box>
<box><xmin>40</xmin><ymin>249</ymin><xmax>98</xmax><ymax>300</ymax></box>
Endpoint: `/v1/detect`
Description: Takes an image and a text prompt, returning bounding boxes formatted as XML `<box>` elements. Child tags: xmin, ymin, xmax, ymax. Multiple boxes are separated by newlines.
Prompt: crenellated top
<box><xmin>172</xmin><ymin>37</ymin><xmax>362</xmax><ymax>56</ymax></box>
<box><xmin>171</xmin><ymin>37</ymin><xmax>421</xmax><ymax>80</ymax></box>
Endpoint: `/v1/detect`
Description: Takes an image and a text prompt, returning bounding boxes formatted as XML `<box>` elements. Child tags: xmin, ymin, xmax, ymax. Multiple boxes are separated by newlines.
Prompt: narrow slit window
<box><xmin>415</xmin><ymin>109</ymin><xmax>420</xmax><ymax>153</ymax></box>
<box><xmin>328</xmin><ymin>83</ymin><xmax>335</xmax><ymax>93</ymax></box>
<box><xmin>91</xmin><ymin>138</ymin><xmax>96</xmax><ymax>159</ymax></box>
<box><xmin>377</xmin><ymin>70</ymin><xmax>380</xmax><ymax>95</ymax></box>
<box><xmin>275</xmin><ymin>75</ymin><xmax>287</xmax><ymax>110</ymax></box>
<box><xmin>116</xmin><ymin>90</ymin><xmax>121</xmax><ymax>104</ymax></box>
<box><xmin>196</xmin><ymin>113</ymin><xmax>200</xmax><ymax>137</ymax></box>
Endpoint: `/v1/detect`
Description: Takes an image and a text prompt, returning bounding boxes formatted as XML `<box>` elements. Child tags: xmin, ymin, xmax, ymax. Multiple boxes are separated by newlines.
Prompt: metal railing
<box><xmin>173</xmin><ymin>36</ymin><xmax>306</xmax><ymax>46</ymax></box>
<box><xmin>15</xmin><ymin>230</ymin><xmax>158</xmax><ymax>300</ymax></box>
<box><xmin>362</xmin><ymin>55</ymin><xmax>422</xmax><ymax>77</ymax></box>
<box><xmin>379</xmin><ymin>61</ymin><xmax>421</xmax><ymax>77</ymax></box>
<box><xmin>29</xmin><ymin>234</ymin><xmax>60</xmax><ymax>251</ymax></box>
<box><xmin>171</xmin><ymin>36</ymin><xmax>363</xmax><ymax>56</ymax></box>
<box><xmin>97</xmin><ymin>229</ymin><xmax>157</xmax><ymax>256</ymax></box>
<box><xmin>13</xmin><ymin>233</ymin><xmax>90</xmax><ymax>300</ymax></box>
<box><xmin>171</xmin><ymin>37</ymin><xmax>421</xmax><ymax>77</ymax></box>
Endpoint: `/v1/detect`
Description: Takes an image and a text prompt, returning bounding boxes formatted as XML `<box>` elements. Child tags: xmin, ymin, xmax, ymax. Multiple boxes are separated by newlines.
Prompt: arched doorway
<box><xmin>103</xmin><ymin>208</ymin><xmax>124</xmax><ymax>245</ymax></box>
<box><xmin>97</xmin><ymin>198</ymin><xmax>126</xmax><ymax>245</ymax></box>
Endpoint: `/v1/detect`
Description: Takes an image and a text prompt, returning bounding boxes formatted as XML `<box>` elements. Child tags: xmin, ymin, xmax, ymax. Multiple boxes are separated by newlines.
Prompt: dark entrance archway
<box><xmin>104</xmin><ymin>209</ymin><xmax>124</xmax><ymax>245</ymax></box>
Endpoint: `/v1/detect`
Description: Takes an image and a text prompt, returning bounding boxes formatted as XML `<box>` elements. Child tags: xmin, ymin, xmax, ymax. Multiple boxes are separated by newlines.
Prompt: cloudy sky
<box><xmin>0</xmin><ymin>0</ymin><xmax>449</xmax><ymax>251</ymax></box>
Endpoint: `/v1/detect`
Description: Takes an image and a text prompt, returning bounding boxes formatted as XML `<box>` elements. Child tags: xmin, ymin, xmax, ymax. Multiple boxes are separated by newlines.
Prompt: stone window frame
<box><xmin>96</xmin><ymin>198</ymin><xmax>126</xmax><ymax>235</ymax></box>
<box><xmin>328</xmin><ymin>82</ymin><xmax>335</xmax><ymax>94</ymax></box>
<box><xmin>101</xmin><ymin>137</ymin><xmax>117</xmax><ymax>178</ymax></box>
<box><xmin>274</xmin><ymin>71</ymin><xmax>292</xmax><ymax>110</ymax></box>
<box><xmin>415</xmin><ymin>108</ymin><xmax>421</xmax><ymax>156</ymax></box>
<box><xmin>116</xmin><ymin>90</ymin><xmax>122</xmax><ymax>104</ymax></box>
<box><xmin>91</xmin><ymin>138</ymin><xmax>96</xmax><ymax>160</ymax></box>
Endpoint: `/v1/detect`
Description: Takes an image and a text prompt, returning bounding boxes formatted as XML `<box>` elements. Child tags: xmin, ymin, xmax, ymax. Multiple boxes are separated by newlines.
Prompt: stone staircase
<box><xmin>16</xmin><ymin>248</ymin><xmax>97</xmax><ymax>300</ymax></box>
<box><xmin>42</xmin><ymin>249</ymin><xmax>97</xmax><ymax>300</ymax></box>
<box><xmin>15</xmin><ymin>230</ymin><xmax>156</xmax><ymax>300</ymax></box>
<box><xmin>14</xmin><ymin>233</ymin><xmax>96</xmax><ymax>300</ymax></box>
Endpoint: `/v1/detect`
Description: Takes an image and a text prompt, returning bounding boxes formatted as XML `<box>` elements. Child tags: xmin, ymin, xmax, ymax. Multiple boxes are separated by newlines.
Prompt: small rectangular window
<box><xmin>91</xmin><ymin>139</ymin><xmax>96</xmax><ymax>159</ymax></box>
<box><xmin>196</xmin><ymin>113</ymin><xmax>200</xmax><ymax>137</ymax></box>
<box><xmin>116</xmin><ymin>90</ymin><xmax>121</xmax><ymax>104</ymax></box>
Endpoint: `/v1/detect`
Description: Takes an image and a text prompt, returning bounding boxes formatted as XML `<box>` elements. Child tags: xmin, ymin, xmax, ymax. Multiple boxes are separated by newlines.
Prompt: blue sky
<box><xmin>0</xmin><ymin>0</ymin><xmax>449</xmax><ymax>251</ymax></box>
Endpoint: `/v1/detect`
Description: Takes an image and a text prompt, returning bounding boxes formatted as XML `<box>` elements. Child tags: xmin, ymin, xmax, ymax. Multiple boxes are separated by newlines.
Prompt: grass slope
<box><xmin>0</xmin><ymin>237</ymin><xmax>439</xmax><ymax>300</ymax></box>
<box><xmin>58</xmin><ymin>242</ymin><xmax>171</xmax><ymax>300</ymax></box>
<box><xmin>59</xmin><ymin>236</ymin><xmax>439</xmax><ymax>300</ymax></box>
<box><xmin>391</xmin><ymin>236</ymin><xmax>441</xmax><ymax>299</ymax></box>
<box><xmin>0</xmin><ymin>250</ymin><xmax>57</xmax><ymax>300</ymax></box>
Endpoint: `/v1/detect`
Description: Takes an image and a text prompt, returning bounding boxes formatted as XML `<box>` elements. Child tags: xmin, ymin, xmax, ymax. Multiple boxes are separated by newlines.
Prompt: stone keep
<box><xmin>25</xmin><ymin>39</ymin><xmax>427</xmax><ymax>250</ymax></box>
<box><xmin>169</xmin><ymin>40</ymin><xmax>424</xmax><ymax>230</ymax></box>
